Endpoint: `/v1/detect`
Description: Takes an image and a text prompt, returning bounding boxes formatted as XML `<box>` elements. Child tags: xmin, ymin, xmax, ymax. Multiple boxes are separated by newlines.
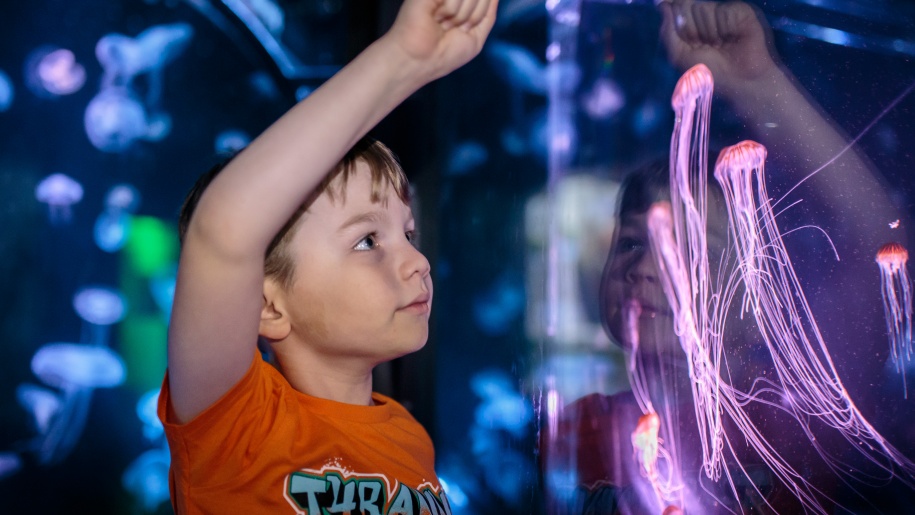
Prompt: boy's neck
<box><xmin>275</xmin><ymin>352</ymin><xmax>375</xmax><ymax>406</ymax></box>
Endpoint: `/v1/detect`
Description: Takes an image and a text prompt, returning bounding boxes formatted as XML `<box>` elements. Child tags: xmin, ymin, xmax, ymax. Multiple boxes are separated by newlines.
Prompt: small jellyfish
<box><xmin>35</xmin><ymin>173</ymin><xmax>83</xmax><ymax>223</ymax></box>
<box><xmin>84</xmin><ymin>88</ymin><xmax>152</xmax><ymax>153</ymax></box>
<box><xmin>105</xmin><ymin>184</ymin><xmax>141</xmax><ymax>213</ymax></box>
<box><xmin>30</xmin><ymin>343</ymin><xmax>126</xmax><ymax>465</ymax></box>
<box><xmin>446</xmin><ymin>140</ymin><xmax>488</xmax><ymax>176</ymax></box>
<box><xmin>122</xmin><ymin>448</ymin><xmax>171</xmax><ymax>512</ymax></box>
<box><xmin>149</xmin><ymin>271</ymin><xmax>176</xmax><ymax>320</ymax></box>
<box><xmin>94</xmin><ymin>211</ymin><xmax>131</xmax><ymax>252</ymax></box>
<box><xmin>73</xmin><ymin>286</ymin><xmax>127</xmax><ymax>326</ymax></box>
<box><xmin>136</xmin><ymin>389</ymin><xmax>163</xmax><ymax>441</ymax></box>
<box><xmin>16</xmin><ymin>383</ymin><xmax>62</xmax><ymax>434</ymax></box>
<box><xmin>0</xmin><ymin>69</ymin><xmax>13</xmax><ymax>112</ymax></box>
<box><xmin>25</xmin><ymin>47</ymin><xmax>85</xmax><ymax>97</ymax></box>
<box><xmin>581</xmin><ymin>77</ymin><xmax>624</xmax><ymax>120</ymax></box>
<box><xmin>215</xmin><ymin>129</ymin><xmax>250</xmax><ymax>154</ymax></box>
<box><xmin>631</xmin><ymin>412</ymin><xmax>663</xmax><ymax>508</ymax></box>
<box><xmin>32</xmin><ymin>343</ymin><xmax>126</xmax><ymax>390</ymax></box>
<box><xmin>472</xmin><ymin>273</ymin><xmax>525</xmax><ymax>336</ymax></box>
<box><xmin>876</xmin><ymin>242</ymin><xmax>914</xmax><ymax>395</ymax></box>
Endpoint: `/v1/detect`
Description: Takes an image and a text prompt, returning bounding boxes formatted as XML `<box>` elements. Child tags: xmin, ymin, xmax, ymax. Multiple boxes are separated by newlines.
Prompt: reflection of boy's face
<box><xmin>600</xmin><ymin>182</ymin><xmax>732</xmax><ymax>357</ymax></box>
<box><xmin>601</xmin><ymin>209</ymin><xmax>678</xmax><ymax>354</ymax></box>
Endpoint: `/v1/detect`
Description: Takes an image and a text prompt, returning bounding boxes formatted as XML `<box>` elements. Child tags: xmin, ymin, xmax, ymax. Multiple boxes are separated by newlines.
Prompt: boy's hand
<box><xmin>386</xmin><ymin>0</ymin><xmax>498</xmax><ymax>81</ymax></box>
<box><xmin>659</xmin><ymin>0</ymin><xmax>778</xmax><ymax>97</ymax></box>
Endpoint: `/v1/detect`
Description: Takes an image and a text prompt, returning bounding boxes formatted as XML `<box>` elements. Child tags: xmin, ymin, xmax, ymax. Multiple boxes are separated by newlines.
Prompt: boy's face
<box><xmin>601</xmin><ymin>210</ymin><xmax>678</xmax><ymax>355</ymax></box>
<box><xmin>275</xmin><ymin>161</ymin><xmax>432</xmax><ymax>365</ymax></box>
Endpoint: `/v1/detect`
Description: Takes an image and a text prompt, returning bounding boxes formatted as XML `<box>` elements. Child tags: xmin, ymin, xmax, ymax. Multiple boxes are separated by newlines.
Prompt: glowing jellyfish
<box><xmin>84</xmin><ymin>88</ymin><xmax>154</xmax><ymax>153</ymax></box>
<box><xmin>488</xmin><ymin>41</ymin><xmax>547</xmax><ymax>94</ymax></box>
<box><xmin>16</xmin><ymin>383</ymin><xmax>62</xmax><ymax>434</ymax></box>
<box><xmin>137</xmin><ymin>389</ymin><xmax>163</xmax><ymax>441</ymax></box>
<box><xmin>96</xmin><ymin>23</ymin><xmax>194</xmax><ymax>84</ymax></box>
<box><xmin>641</xmin><ymin>64</ymin><xmax>915</xmax><ymax>513</ymax></box>
<box><xmin>73</xmin><ymin>286</ymin><xmax>127</xmax><ymax>326</ymax></box>
<box><xmin>0</xmin><ymin>69</ymin><xmax>13</xmax><ymax>112</ymax></box>
<box><xmin>30</xmin><ymin>343</ymin><xmax>126</xmax><ymax>465</ymax></box>
<box><xmin>215</xmin><ymin>129</ymin><xmax>250</xmax><ymax>154</ymax></box>
<box><xmin>581</xmin><ymin>77</ymin><xmax>625</xmax><ymax>120</ymax></box>
<box><xmin>105</xmin><ymin>184</ymin><xmax>141</xmax><ymax>213</ymax></box>
<box><xmin>876</xmin><ymin>242</ymin><xmax>914</xmax><ymax>395</ymax></box>
<box><xmin>25</xmin><ymin>47</ymin><xmax>85</xmax><ymax>97</ymax></box>
<box><xmin>35</xmin><ymin>173</ymin><xmax>83</xmax><ymax>223</ymax></box>
<box><xmin>122</xmin><ymin>448</ymin><xmax>171</xmax><ymax>512</ymax></box>
<box><xmin>32</xmin><ymin>343</ymin><xmax>126</xmax><ymax>390</ymax></box>
<box><xmin>94</xmin><ymin>210</ymin><xmax>131</xmax><ymax>252</ymax></box>
<box><xmin>150</xmin><ymin>271</ymin><xmax>176</xmax><ymax>320</ymax></box>
<box><xmin>446</xmin><ymin>140</ymin><xmax>488</xmax><ymax>176</ymax></box>
<box><xmin>631</xmin><ymin>412</ymin><xmax>662</xmax><ymax>505</ymax></box>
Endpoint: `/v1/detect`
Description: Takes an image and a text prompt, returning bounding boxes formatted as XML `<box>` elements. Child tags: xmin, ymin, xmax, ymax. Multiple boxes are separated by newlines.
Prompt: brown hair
<box><xmin>178</xmin><ymin>136</ymin><xmax>411</xmax><ymax>289</ymax></box>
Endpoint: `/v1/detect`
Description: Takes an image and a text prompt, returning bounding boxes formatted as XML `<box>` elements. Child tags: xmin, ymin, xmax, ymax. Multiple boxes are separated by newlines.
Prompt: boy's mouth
<box><xmin>400</xmin><ymin>292</ymin><xmax>432</xmax><ymax>313</ymax></box>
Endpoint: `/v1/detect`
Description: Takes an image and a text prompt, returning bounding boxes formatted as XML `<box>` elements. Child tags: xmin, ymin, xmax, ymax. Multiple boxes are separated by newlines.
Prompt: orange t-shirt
<box><xmin>157</xmin><ymin>355</ymin><xmax>450</xmax><ymax>514</ymax></box>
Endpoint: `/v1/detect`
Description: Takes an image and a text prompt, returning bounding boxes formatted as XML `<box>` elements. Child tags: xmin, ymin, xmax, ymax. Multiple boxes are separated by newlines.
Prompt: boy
<box><xmin>157</xmin><ymin>0</ymin><xmax>497</xmax><ymax>513</ymax></box>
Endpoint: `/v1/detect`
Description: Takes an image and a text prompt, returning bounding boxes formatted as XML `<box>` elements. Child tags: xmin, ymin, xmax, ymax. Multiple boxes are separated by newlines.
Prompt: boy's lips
<box><xmin>400</xmin><ymin>292</ymin><xmax>432</xmax><ymax>313</ymax></box>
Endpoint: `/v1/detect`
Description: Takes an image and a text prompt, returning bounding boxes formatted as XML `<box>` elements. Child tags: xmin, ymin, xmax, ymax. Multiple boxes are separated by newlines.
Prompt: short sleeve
<box><xmin>158</xmin><ymin>354</ymin><xmax>290</xmax><ymax>489</ymax></box>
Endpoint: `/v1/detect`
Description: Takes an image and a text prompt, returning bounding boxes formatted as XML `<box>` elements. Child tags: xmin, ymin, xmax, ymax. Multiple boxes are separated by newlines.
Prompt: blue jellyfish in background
<box><xmin>581</xmin><ymin>77</ymin><xmax>625</xmax><ymax>120</ymax></box>
<box><xmin>136</xmin><ymin>389</ymin><xmax>163</xmax><ymax>441</ymax></box>
<box><xmin>94</xmin><ymin>184</ymin><xmax>140</xmax><ymax>252</ymax></box>
<box><xmin>123</xmin><ymin>389</ymin><xmax>171</xmax><ymax>511</ymax></box>
<box><xmin>0</xmin><ymin>69</ymin><xmax>13</xmax><ymax>112</ymax></box>
<box><xmin>150</xmin><ymin>267</ymin><xmax>177</xmax><ymax>321</ymax></box>
<box><xmin>488</xmin><ymin>41</ymin><xmax>548</xmax><ymax>94</ymax></box>
<box><xmin>27</xmin><ymin>343</ymin><xmax>126</xmax><ymax>465</ymax></box>
<box><xmin>122</xmin><ymin>447</ymin><xmax>171</xmax><ymax>512</ymax></box>
<box><xmin>95</xmin><ymin>23</ymin><xmax>194</xmax><ymax>89</ymax></box>
<box><xmin>24</xmin><ymin>46</ymin><xmax>85</xmax><ymax>97</ymax></box>
<box><xmin>86</xmin><ymin>23</ymin><xmax>193</xmax><ymax>153</ymax></box>
<box><xmin>73</xmin><ymin>286</ymin><xmax>127</xmax><ymax>345</ymax></box>
<box><xmin>35</xmin><ymin>173</ymin><xmax>83</xmax><ymax>224</ymax></box>
<box><xmin>215</xmin><ymin>129</ymin><xmax>251</xmax><ymax>154</ymax></box>
<box><xmin>446</xmin><ymin>140</ymin><xmax>489</xmax><ymax>176</ymax></box>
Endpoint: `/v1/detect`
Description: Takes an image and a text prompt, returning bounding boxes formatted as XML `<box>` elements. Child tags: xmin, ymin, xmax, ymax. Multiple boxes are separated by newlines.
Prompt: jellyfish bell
<box><xmin>16</xmin><ymin>383</ymin><xmax>62</xmax><ymax>434</ymax></box>
<box><xmin>94</xmin><ymin>210</ymin><xmax>131</xmax><ymax>252</ymax></box>
<box><xmin>35</xmin><ymin>173</ymin><xmax>83</xmax><ymax>223</ymax></box>
<box><xmin>877</xmin><ymin>242</ymin><xmax>909</xmax><ymax>272</ymax></box>
<box><xmin>31</xmin><ymin>343</ymin><xmax>126</xmax><ymax>390</ymax></box>
<box><xmin>105</xmin><ymin>183</ymin><xmax>141</xmax><ymax>213</ymax></box>
<box><xmin>84</xmin><ymin>88</ymin><xmax>150</xmax><ymax>152</ymax></box>
<box><xmin>73</xmin><ymin>286</ymin><xmax>127</xmax><ymax>326</ymax></box>
<box><xmin>24</xmin><ymin>46</ymin><xmax>86</xmax><ymax>97</ymax></box>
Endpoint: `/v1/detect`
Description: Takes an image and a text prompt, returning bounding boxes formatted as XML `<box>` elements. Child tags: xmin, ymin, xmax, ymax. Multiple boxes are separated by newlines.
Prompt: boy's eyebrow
<box><xmin>338</xmin><ymin>211</ymin><xmax>385</xmax><ymax>232</ymax></box>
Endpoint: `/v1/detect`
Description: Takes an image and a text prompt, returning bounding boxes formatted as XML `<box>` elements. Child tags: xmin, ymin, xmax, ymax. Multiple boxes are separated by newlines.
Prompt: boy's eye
<box><xmin>616</xmin><ymin>237</ymin><xmax>645</xmax><ymax>254</ymax></box>
<box><xmin>354</xmin><ymin>233</ymin><xmax>378</xmax><ymax>251</ymax></box>
<box><xmin>405</xmin><ymin>230</ymin><xmax>417</xmax><ymax>245</ymax></box>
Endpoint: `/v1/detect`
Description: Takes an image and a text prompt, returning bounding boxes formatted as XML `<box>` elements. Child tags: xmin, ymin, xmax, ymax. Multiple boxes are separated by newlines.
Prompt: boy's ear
<box><xmin>260</xmin><ymin>278</ymin><xmax>291</xmax><ymax>341</ymax></box>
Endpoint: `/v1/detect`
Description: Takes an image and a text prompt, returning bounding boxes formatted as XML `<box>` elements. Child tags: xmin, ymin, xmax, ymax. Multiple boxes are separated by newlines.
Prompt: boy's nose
<box><xmin>625</xmin><ymin>251</ymin><xmax>659</xmax><ymax>284</ymax></box>
<box><xmin>400</xmin><ymin>241</ymin><xmax>431</xmax><ymax>280</ymax></box>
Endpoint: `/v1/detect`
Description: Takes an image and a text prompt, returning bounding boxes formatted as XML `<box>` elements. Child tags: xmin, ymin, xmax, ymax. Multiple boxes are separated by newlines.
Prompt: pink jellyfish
<box><xmin>876</xmin><ymin>242</ymin><xmax>914</xmax><ymax>395</ymax></box>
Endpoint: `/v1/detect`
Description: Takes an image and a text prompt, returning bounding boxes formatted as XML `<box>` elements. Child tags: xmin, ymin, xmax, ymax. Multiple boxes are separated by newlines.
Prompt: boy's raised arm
<box><xmin>167</xmin><ymin>0</ymin><xmax>497</xmax><ymax>423</ymax></box>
